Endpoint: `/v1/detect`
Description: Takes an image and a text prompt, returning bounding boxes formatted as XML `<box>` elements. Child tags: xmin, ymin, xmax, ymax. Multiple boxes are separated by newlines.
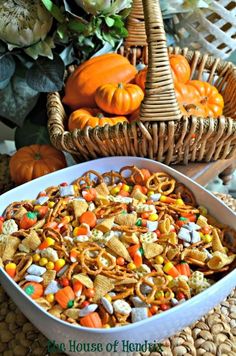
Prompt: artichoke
<box><xmin>0</xmin><ymin>0</ymin><xmax>53</xmax><ymax>49</ymax></box>
<box><xmin>74</xmin><ymin>0</ymin><xmax>132</xmax><ymax>16</ymax></box>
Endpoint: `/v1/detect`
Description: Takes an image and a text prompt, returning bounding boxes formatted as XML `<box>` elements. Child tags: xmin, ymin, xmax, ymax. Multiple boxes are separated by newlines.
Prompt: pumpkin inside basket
<box><xmin>47</xmin><ymin>0</ymin><xmax>236</xmax><ymax>165</ymax></box>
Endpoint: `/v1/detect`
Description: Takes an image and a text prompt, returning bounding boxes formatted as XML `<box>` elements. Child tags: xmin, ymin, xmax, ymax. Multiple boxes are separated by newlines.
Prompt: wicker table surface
<box><xmin>0</xmin><ymin>169</ymin><xmax>235</xmax><ymax>355</ymax></box>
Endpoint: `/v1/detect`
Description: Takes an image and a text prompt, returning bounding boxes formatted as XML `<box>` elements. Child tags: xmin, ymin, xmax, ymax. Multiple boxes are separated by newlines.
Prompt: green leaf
<box><xmin>105</xmin><ymin>16</ymin><xmax>115</xmax><ymax>27</ymax></box>
<box><xmin>102</xmin><ymin>32</ymin><xmax>115</xmax><ymax>47</ymax></box>
<box><xmin>41</xmin><ymin>0</ymin><xmax>65</xmax><ymax>23</ymax></box>
<box><xmin>68</xmin><ymin>19</ymin><xmax>86</xmax><ymax>33</ymax></box>
<box><xmin>15</xmin><ymin>118</ymin><xmax>51</xmax><ymax>150</ymax></box>
<box><xmin>57</xmin><ymin>23</ymin><xmax>69</xmax><ymax>41</ymax></box>
<box><xmin>0</xmin><ymin>73</ymin><xmax>39</xmax><ymax>126</ymax></box>
<box><xmin>63</xmin><ymin>0</ymin><xmax>88</xmax><ymax>24</ymax></box>
<box><xmin>26</xmin><ymin>54</ymin><xmax>65</xmax><ymax>92</ymax></box>
<box><xmin>0</xmin><ymin>54</ymin><xmax>15</xmax><ymax>82</ymax></box>
<box><xmin>60</xmin><ymin>44</ymin><xmax>76</xmax><ymax>66</ymax></box>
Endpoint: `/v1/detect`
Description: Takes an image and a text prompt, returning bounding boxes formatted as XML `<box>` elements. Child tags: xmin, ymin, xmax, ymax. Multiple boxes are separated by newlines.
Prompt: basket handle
<box><xmin>139</xmin><ymin>0</ymin><xmax>181</xmax><ymax>122</ymax></box>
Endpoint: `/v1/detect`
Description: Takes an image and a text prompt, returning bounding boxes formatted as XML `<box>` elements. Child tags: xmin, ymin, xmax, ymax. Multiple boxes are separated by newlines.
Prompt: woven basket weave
<box><xmin>173</xmin><ymin>0</ymin><xmax>236</xmax><ymax>60</ymax></box>
<box><xmin>47</xmin><ymin>0</ymin><xmax>236</xmax><ymax>165</ymax></box>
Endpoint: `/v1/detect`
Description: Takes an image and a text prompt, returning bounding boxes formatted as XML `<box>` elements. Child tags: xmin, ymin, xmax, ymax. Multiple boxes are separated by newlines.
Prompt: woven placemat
<box><xmin>0</xmin><ymin>182</ymin><xmax>235</xmax><ymax>355</ymax></box>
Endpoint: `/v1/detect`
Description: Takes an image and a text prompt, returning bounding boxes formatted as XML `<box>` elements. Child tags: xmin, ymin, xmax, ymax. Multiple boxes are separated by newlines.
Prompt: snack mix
<box><xmin>0</xmin><ymin>166</ymin><xmax>235</xmax><ymax>328</ymax></box>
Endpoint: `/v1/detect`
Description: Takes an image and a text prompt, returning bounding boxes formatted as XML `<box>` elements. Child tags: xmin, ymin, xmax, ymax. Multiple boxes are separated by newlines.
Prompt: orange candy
<box><xmin>79</xmin><ymin>211</ymin><xmax>97</xmax><ymax>228</ymax></box>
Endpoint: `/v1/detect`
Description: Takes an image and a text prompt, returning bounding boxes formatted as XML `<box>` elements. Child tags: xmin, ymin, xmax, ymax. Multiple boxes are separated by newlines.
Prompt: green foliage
<box><xmin>26</xmin><ymin>54</ymin><xmax>65</xmax><ymax>92</ymax></box>
<box><xmin>0</xmin><ymin>0</ymin><xmax>131</xmax><ymax>147</ymax></box>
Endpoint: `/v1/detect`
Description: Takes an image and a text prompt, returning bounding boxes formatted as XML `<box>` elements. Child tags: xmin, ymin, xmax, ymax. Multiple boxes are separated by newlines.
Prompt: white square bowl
<box><xmin>0</xmin><ymin>157</ymin><xmax>235</xmax><ymax>355</ymax></box>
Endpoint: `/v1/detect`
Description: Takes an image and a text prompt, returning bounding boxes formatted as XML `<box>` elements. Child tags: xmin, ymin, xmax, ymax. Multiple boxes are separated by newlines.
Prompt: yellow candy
<box><xmin>201</xmin><ymin>234</ymin><xmax>212</xmax><ymax>243</ymax></box>
<box><xmin>155</xmin><ymin>255</ymin><xmax>164</xmax><ymax>264</ymax></box>
<box><xmin>163</xmin><ymin>262</ymin><xmax>173</xmax><ymax>273</ymax></box>
<box><xmin>34</xmin><ymin>205</ymin><xmax>41</xmax><ymax>210</ymax></box>
<box><xmin>46</xmin><ymin>294</ymin><xmax>54</xmax><ymax>303</ymax></box>
<box><xmin>147</xmin><ymin>190</ymin><xmax>155</xmax><ymax>197</ymax></box>
<box><xmin>176</xmin><ymin>199</ymin><xmax>184</xmax><ymax>206</ymax></box>
<box><xmin>166</xmin><ymin>275</ymin><xmax>173</xmax><ymax>282</ymax></box>
<box><xmin>46</xmin><ymin>262</ymin><xmax>55</xmax><ymax>270</ymax></box>
<box><xmin>45</xmin><ymin>237</ymin><xmax>55</xmax><ymax>246</ymax></box>
<box><xmin>33</xmin><ymin>254</ymin><xmax>40</xmax><ymax>262</ymax></box>
<box><xmin>39</xmin><ymin>258</ymin><xmax>48</xmax><ymax>266</ymax></box>
<box><xmin>149</xmin><ymin>213</ymin><xmax>158</xmax><ymax>221</ymax></box>
<box><xmin>160</xmin><ymin>195</ymin><xmax>167</xmax><ymax>202</ymax></box>
<box><xmin>140</xmin><ymin>198</ymin><xmax>146</xmax><ymax>203</ymax></box>
<box><xmin>73</xmin><ymin>227</ymin><xmax>81</xmax><ymax>237</ymax></box>
<box><xmin>122</xmin><ymin>184</ymin><xmax>130</xmax><ymax>192</ymax></box>
<box><xmin>73</xmin><ymin>184</ymin><xmax>79</xmax><ymax>192</ymax></box>
<box><xmin>63</xmin><ymin>216</ymin><xmax>71</xmax><ymax>224</ymax></box>
<box><xmin>127</xmin><ymin>262</ymin><xmax>136</xmax><ymax>270</ymax></box>
<box><xmin>104</xmin><ymin>294</ymin><xmax>112</xmax><ymax>302</ymax></box>
<box><xmin>54</xmin><ymin>259</ymin><xmax>65</xmax><ymax>271</ymax></box>
<box><xmin>155</xmin><ymin>291</ymin><xmax>164</xmax><ymax>299</ymax></box>
<box><xmin>48</xmin><ymin>201</ymin><xmax>55</xmax><ymax>208</ymax></box>
<box><xmin>111</xmin><ymin>186</ymin><xmax>120</xmax><ymax>195</ymax></box>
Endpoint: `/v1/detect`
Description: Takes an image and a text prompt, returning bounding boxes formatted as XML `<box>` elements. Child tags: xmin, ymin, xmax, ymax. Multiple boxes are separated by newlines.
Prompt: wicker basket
<box><xmin>173</xmin><ymin>0</ymin><xmax>236</xmax><ymax>60</ymax></box>
<box><xmin>47</xmin><ymin>0</ymin><xmax>236</xmax><ymax>165</ymax></box>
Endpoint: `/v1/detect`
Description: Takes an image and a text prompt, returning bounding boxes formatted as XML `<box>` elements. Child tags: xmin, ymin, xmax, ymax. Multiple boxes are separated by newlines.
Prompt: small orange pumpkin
<box><xmin>169</xmin><ymin>54</ymin><xmax>191</xmax><ymax>84</ymax></box>
<box><xmin>174</xmin><ymin>82</ymin><xmax>206</xmax><ymax>117</ymax></box>
<box><xmin>68</xmin><ymin>108</ymin><xmax>127</xmax><ymax>131</ymax></box>
<box><xmin>134</xmin><ymin>67</ymin><xmax>147</xmax><ymax>91</ymax></box>
<box><xmin>80</xmin><ymin>312</ymin><xmax>102</xmax><ymax>328</ymax></box>
<box><xmin>63</xmin><ymin>53</ymin><xmax>137</xmax><ymax>110</ymax></box>
<box><xmin>179</xmin><ymin>103</ymin><xmax>206</xmax><ymax>117</ymax></box>
<box><xmin>187</xmin><ymin>80</ymin><xmax>224</xmax><ymax>117</ymax></box>
<box><xmin>134</xmin><ymin>54</ymin><xmax>191</xmax><ymax>91</ymax></box>
<box><xmin>55</xmin><ymin>286</ymin><xmax>75</xmax><ymax>309</ymax></box>
<box><xmin>10</xmin><ymin>144</ymin><xmax>67</xmax><ymax>185</ymax></box>
<box><xmin>95</xmin><ymin>83</ymin><xmax>144</xmax><ymax>115</ymax></box>
<box><xmin>19</xmin><ymin>212</ymin><xmax>37</xmax><ymax>230</ymax></box>
<box><xmin>23</xmin><ymin>282</ymin><xmax>43</xmax><ymax>299</ymax></box>
<box><xmin>175</xmin><ymin>261</ymin><xmax>191</xmax><ymax>277</ymax></box>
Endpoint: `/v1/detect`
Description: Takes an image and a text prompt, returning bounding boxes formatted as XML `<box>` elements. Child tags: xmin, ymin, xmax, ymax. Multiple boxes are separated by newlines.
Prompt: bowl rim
<box><xmin>0</xmin><ymin>156</ymin><xmax>235</xmax><ymax>334</ymax></box>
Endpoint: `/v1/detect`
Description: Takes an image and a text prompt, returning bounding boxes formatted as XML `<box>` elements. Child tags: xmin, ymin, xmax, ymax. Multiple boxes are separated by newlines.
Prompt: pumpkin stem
<box><xmin>34</xmin><ymin>153</ymin><xmax>41</xmax><ymax>160</ymax></box>
<box><xmin>118</xmin><ymin>83</ymin><xmax>124</xmax><ymax>89</ymax></box>
<box><xmin>96</xmin><ymin>113</ymin><xmax>104</xmax><ymax>119</ymax></box>
<box><xmin>200</xmin><ymin>97</ymin><xmax>208</xmax><ymax>105</ymax></box>
<box><xmin>184</xmin><ymin>104</ymin><xmax>197</xmax><ymax>112</ymax></box>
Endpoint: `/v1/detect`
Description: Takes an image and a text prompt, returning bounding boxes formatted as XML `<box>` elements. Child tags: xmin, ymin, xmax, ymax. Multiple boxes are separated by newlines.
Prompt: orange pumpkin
<box><xmin>10</xmin><ymin>144</ymin><xmax>67</xmax><ymax>185</ymax></box>
<box><xmin>80</xmin><ymin>312</ymin><xmax>102</xmax><ymax>328</ymax></box>
<box><xmin>180</xmin><ymin>103</ymin><xmax>206</xmax><ymax>117</ymax></box>
<box><xmin>169</xmin><ymin>54</ymin><xmax>191</xmax><ymax>84</ymax></box>
<box><xmin>63</xmin><ymin>54</ymin><xmax>137</xmax><ymax>110</ymax></box>
<box><xmin>134</xmin><ymin>67</ymin><xmax>147</xmax><ymax>91</ymax></box>
<box><xmin>187</xmin><ymin>80</ymin><xmax>224</xmax><ymax>117</ymax></box>
<box><xmin>134</xmin><ymin>54</ymin><xmax>191</xmax><ymax>91</ymax></box>
<box><xmin>68</xmin><ymin>108</ymin><xmax>127</xmax><ymax>131</ymax></box>
<box><xmin>175</xmin><ymin>262</ymin><xmax>191</xmax><ymax>277</ymax></box>
<box><xmin>55</xmin><ymin>286</ymin><xmax>75</xmax><ymax>309</ymax></box>
<box><xmin>23</xmin><ymin>282</ymin><xmax>43</xmax><ymax>299</ymax></box>
<box><xmin>95</xmin><ymin>83</ymin><xmax>144</xmax><ymax>115</ymax></box>
<box><xmin>174</xmin><ymin>82</ymin><xmax>206</xmax><ymax>117</ymax></box>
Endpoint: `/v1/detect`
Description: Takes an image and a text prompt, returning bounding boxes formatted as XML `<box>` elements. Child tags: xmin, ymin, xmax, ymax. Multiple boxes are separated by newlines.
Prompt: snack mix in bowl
<box><xmin>1</xmin><ymin>166</ymin><xmax>235</xmax><ymax>328</ymax></box>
